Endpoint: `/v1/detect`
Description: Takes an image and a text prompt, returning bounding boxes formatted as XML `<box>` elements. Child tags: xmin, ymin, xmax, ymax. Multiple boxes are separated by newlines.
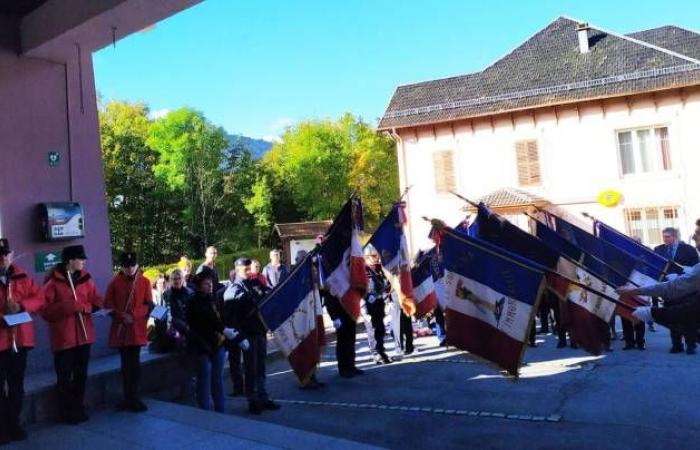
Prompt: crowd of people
<box><xmin>4</xmin><ymin>222</ymin><xmax>700</xmax><ymax>445</ymax></box>
<box><xmin>0</xmin><ymin>241</ymin><xmax>293</xmax><ymax>445</ymax></box>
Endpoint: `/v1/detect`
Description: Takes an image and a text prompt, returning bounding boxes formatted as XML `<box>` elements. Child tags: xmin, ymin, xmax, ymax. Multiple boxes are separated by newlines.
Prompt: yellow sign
<box><xmin>597</xmin><ymin>190</ymin><xmax>621</xmax><ymax>207</ymax></box>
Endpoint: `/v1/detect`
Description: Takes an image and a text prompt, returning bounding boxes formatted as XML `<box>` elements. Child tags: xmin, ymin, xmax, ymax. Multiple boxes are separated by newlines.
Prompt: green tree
<box><xmin>100</xmin><ymin>101</ymin><xmax>158</xmax><ymax>262</ymax></box>
<box><xmin>261</xmin><ymin>113</ymin><xmax>399</xmax><ymax>229</ymax></box>
<box><xmin>244</xmin><ymin>174</ymin><xmax>274</xmax><ymax>247</ymax></box>
<box><xmin>147</xmin><ymin>108</ymin><xmax>230</xmax><ymax>254</ymax></box>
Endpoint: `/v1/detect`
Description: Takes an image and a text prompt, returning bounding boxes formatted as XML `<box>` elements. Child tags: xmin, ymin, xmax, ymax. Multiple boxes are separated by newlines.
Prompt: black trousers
<box><xmin>0</xmin><ymin>348</ymin><xmax>28</xmax><ymax>429</ymax></box>
<box><xmin>653</xmin><ymin>303</ymin><xmax>700</xmax><ymax>349</ymax></box>
<box><xmin>54</xmin><ymin>345</ymin><xmax>91</xmax><ymax>420</ymax></box>
<box><xmin>366</xmin><ymin>299</ymin><xmax>387</xmax><ymax>354</ymax></box>
<box><xmin>335</xmin><ymin>307</ymin><xmax>357</xmax><ymax>373</ymax></box>
<box><xmin>119</xmin><ymin>346</ymin><xmax>142</xmax><ymax>402</ymax></box>
<box><xmin>228</xmin><ymin>345</ymin><xmax>244</xmax><ymax>392</ymax></box>
<box><xmin>243</xmin><ymin>335</ymin><xmax>268</xmax><ymax>403</ymax></box>
<box><xmin>399</xmin><ymin>311</ymin><xmax>413</xmax><ymax>353</ymax></box>
<box><xmin>622</xmin><ymin>318</ymin><xmax>645</xmax><ymax>347</ymax></box>
<box><xmin>538</xmin><ymin>301</ymin><xmax>551</xmax><ymax>334</ymax></box>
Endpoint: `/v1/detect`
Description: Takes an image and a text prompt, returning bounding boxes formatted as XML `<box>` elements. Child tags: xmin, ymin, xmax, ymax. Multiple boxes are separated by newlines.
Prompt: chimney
<box><xmin>576</xmin><ymin>22</ymin><xmax>591</xmax><ymax>54</ymax></box>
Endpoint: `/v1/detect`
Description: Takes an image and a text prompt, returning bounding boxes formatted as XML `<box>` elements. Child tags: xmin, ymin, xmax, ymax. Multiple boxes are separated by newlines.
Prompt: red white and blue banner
<box><xmin>440</xmin><ymin>229</ymin><xmax>545</xmax><ymax>376</ymax></box>
<box><xmin>318</xmin><ymin>197</ymin><xmax>367</xmax><ymax>321</ymax></box>
<box><xmin>368</xmin><ymin>202</ymin><xmax>419</xmax><ymax>316</ymax></box>
<box><xmin>260</xmin><ymin>255</ymin><xmax>323</xmax><ymax>383</ymax></box>
<box><xmin>410</xmin><ymin>251</ymin><xmax>439</xmax><ymax>317</ymax></box>
<box><xmin>594</xmin><ymin>221</ymin><xmax>674</xmax><ymax>278</ymax></box>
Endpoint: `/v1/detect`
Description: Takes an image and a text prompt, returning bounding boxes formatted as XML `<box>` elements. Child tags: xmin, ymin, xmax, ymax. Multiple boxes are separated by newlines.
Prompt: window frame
<box><xmin>615</xmin><ymin>125</ymin><xmax>672</xmax><ymax>177</ymax></box>
<box><xmin>623</xmin><ymin>205</ymin><xmax>680</xmax><ymax>246</ymax></box>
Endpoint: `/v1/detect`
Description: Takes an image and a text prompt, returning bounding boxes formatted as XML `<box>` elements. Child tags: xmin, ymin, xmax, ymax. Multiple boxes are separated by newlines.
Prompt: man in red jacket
<box><xmin>41</xmin><ymin>245</ymin><xmax>103</xmax><ymax>425</ymax></box>
<box><xmin>0</xmin><ymin>238</ymin><xmax>44</xmax><ymax>443</ymax></box>
<box><xmin>105</xmin><ymin>252</ymin><xmax>153</xmax><ymax>412</ymax></box>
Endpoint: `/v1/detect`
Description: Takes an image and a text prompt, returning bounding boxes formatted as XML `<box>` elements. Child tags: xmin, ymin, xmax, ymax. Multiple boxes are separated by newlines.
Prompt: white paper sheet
<box><xmin>150</xmin><ymin>305</ymin><xmax>168</xmax><ymax>320</ymax></box>
<box><xmin>3</xmin><ymin>311</ymin><xmax>32</xmax><ymax>326</ymax></box>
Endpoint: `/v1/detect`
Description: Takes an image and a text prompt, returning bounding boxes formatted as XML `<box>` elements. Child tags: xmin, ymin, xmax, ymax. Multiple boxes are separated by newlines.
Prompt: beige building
<box><xmin>379</xmin><ymin>17</ymin><xmax>700</xmax><ymax>254</ymax></box>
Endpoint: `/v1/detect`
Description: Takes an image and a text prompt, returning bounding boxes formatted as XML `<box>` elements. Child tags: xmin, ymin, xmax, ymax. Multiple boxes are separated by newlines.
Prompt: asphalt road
<box><xmin>221</xmin><ymin>323</ymin><xmax>700</xmax><ymax>450</ymax></box>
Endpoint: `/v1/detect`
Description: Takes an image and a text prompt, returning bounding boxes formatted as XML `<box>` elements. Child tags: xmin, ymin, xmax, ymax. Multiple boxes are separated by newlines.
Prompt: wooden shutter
<box><xmin>515</xmin><ymin>140</ymin><xmax>541</xmax><ymax>186</ymax></box>
<box><xmin>433</xmin><ymin>150</ymin><xmax>456</xmax><ymax>193</ymax></box>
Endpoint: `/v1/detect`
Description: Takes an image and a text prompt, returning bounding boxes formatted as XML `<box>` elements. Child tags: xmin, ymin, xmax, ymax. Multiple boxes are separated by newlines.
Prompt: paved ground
<box><xmin>216</xmin><ymin>323</ymin><xmax>700</xmax><ymax>450</ymax></box>
<box><xmin>14</xmin><ymin>398</ymin><xmax>382</xmax><ymax>449</ymax></box>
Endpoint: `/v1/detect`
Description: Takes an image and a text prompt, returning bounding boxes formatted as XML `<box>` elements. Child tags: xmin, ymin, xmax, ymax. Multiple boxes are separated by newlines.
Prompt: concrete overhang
<box><xmin>21</xmin><ymin>0</ymin><xmax>203</xmax><ymax>60</ymax></box>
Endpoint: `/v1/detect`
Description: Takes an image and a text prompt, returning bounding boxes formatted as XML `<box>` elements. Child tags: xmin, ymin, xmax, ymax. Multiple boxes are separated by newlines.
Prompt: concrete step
<box><xmin>14</xmin><ymin>398</ymin><xmax>384</xmax><ymax>450</ymax></box>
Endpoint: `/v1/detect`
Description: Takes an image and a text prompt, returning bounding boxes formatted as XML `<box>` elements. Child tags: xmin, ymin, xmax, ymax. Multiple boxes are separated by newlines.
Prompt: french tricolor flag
<box><xmin>441</xmin><ymin>230</ymin><xmax>545</xmax><ymax>377</ymax></box>
<box><xmin>318</xmin><ymin>197</ymin><xmax>367</xmax><ymax>321</ymax></box>
<box><xmin>259</xmin><ymin>256</ymin><xmax>323</xmax><ymax>383</ymax></box>
<box><xmin>411</xmin><ymin>252</ymin><xmax>439</xmax><ymax>317</ymax></box>
<box><xmin>368</xmin><ymin>202</ymin><xmax>419</xmax><ymax>316</ymax></box>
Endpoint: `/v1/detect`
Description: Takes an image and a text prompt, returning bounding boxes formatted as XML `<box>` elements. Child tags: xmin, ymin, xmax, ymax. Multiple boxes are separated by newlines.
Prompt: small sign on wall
<box><xmin>48</xmin><ymin>151</ymin><xmax>60</xmax><ymax>167</ymax></box>
<box><xmin>34</xmin><ymin>251</ymin><xmax>61</xmax><ymax>273</ymax></box>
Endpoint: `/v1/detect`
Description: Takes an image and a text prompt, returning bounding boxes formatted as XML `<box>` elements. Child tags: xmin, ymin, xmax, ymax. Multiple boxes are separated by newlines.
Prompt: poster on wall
<box><xmin>40</xmin><ymin>202</ymin><xmax>85</xmax><ymax>241</ymax></box>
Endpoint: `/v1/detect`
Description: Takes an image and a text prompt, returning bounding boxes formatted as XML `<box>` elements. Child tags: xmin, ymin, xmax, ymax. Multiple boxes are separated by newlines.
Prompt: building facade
<box><xmin>379</xmin><ymin>17</ymin><xmax>700</xmax><ymax>254</ymax></box>
<box><xmin>0</xmin><ymin>0</ymin><xmax>202</xmax><ymax>372</ymax></box>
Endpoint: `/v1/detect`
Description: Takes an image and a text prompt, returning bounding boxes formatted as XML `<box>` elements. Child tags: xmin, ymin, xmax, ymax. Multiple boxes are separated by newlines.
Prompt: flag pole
<box><xmin>423</xmin><ymin>217</ymin><xmax>635</xmax><ymax>311</ymax></box>
<box><xmin>525</xmin><ymin>209</ymin><xmax>642</xmax><ymax>287</ymax></box>
<box><xmin>580</xmin><ymin>211</ymin><xmax>680</xmax><ymax>276</ymax></box>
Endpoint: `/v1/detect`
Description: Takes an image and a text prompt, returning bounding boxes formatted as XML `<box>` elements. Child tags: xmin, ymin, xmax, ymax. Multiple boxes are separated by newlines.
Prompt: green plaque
<box><xmin>48</xmin><ymin>151</ymin><xmax>60</xmax><ymax>167</ymax></box>
<box><xmin>34</xmin><ymin>251</ymin><xmax>62</xmax><ymax>273</ymax></box>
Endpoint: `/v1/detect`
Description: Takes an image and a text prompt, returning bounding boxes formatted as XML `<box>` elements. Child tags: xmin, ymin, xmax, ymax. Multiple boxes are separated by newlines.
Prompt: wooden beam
<box><xmin>413</xmin><ymin>127</ymin><xmax>418</xmax><ymax>141</ymax></box>
<box><xmin>625</xmin><ymin>96</ymin><xmax>632</xmax><ymax>116</ymax></box>
<box><xmin>450</xmin><ymin>122</ymin><xmax>456</xmax><ymax>139</ymax></box>
<box><xmin>652</xmin><ymin>92</ymin><xmax>659</xmax><ymax>112</ymax></box>
<box><xmin>553</xmin><ymin>106</ymin><xmax>559</xmax><ymax>124</ymax></box>
<box><xmin>531</xmin><ymin>110</ymin><xmax>537</xmax><ymax>128</ymax></box>
<box><xmin>469</xmin><ymin>120</ymin><xmax>475</xmax><ymax>134</ymax></box>
<box><xmin>575</xmin><ymin>104</ymin><xmax>581</xmax><ymax>122</ymax></box>
<box><xmin>601</xmin><ymin>101</ymin><xmax>607</xmax><ymax>119</ymax></box>
<box><xmin>431</xmin><ymin>124</ymin><xmax>437</xmax><ymax>140</ymax></box>
<box><xmin>490</xmin><ymin>116</ymin><xmax>495</xmax><ymax>133</ymax></box>
<box><xmin>510</xmin><ymin>113</ymin><xmax>515</xmax><ymax>131</ymax></box>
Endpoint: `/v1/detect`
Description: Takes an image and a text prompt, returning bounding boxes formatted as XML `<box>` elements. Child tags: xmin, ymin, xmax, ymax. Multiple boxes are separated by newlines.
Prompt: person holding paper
<box><xmin>0</xmin><ymin>238</ymin><xmax>44</xmax><ymax>443</ymax></box>
<box><xmin>41</xmin><ymin>245</ymin><xmax>103</xmax><ymax>425</ymax></box>
<box><xmin>104</xmin><ymin>252</ymin><xmax>154</xmax><ymax>412</ymax></box>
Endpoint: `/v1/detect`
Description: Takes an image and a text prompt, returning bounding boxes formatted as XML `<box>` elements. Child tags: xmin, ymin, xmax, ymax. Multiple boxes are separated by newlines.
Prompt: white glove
<box><xmin>333</xmin><ymin>319</ymin><xmax>342</xmax><ymax>330</ymax></box>
<box><xmin>632</xmin><ymin>306</ymin><xmax>653</xmax><ymax>323</ymax></box>
<box><xmin>223</xmin><ymin>328</ymin><xmax>239</xmax><ymax>340</ymax></box>
<box><xmin>240</xmin><ymin>339</ymin><xmax>250</xmax><ymax>351</ymax></box>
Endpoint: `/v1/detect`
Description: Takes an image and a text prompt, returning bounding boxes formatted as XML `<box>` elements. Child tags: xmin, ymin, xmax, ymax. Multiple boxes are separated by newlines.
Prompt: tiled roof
<box><xmin>274</xmin><ymin>221</ymin><xmax>332</xmax><ymax>238</ymax></box>
<box><xmin>379</xmin><ymin>17</ymin><xmax>700</xmax><ymax>130</ymax></box>
<box><xmin>464</xmin><ymin>188</ymin><xmax>550</xmax><ymax>212</ymax></box>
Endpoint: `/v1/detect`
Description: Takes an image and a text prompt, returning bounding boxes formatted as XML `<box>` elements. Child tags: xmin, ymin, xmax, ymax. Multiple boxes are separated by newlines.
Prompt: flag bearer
<box><xmin>223</xmin><ymin>258</ymin><xmax>280</xmax><ymax>414</ymax></box>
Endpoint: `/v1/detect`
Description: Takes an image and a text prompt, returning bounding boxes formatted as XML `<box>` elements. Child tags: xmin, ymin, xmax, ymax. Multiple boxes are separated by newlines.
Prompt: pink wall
<box><xmin>0</xmin><ymin>15</ymin><xmax>113</xmax><ymax>372</ymax></box>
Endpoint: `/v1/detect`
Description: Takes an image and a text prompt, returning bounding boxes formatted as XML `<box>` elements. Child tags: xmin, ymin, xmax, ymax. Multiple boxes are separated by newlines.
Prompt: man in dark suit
<box><xmin>654</xmin><ymin>227</ymin><xmax>700</xmax><ymax>353</ymax></box>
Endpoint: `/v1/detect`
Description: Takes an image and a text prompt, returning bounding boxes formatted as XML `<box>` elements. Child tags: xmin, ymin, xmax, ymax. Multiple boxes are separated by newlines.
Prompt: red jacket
<box><xmin>104</xmin><ymin>272</ymin><xmax>153</xmax><ymax>348</ymax></box>
<box><xmin>41</xmin><ymin>267</ymin><xmax>103</xmax><ymax>351</ymax></box>
<box><xmin>0</xmin><ymin>264</ymin><xmax>44</xmax><ymax>351</ymax></box>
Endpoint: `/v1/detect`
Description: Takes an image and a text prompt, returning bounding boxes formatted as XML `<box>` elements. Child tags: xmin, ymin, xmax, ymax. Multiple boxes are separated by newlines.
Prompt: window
<box><xmin>515</xmin><ymin>140</ymin><xmax>541</xmax><ymax>186</ymax></box>
<box><xmin>624</xmin><ymin>206</ymin><xmax>679</xmax><ymax>246</ymax></box>
<box><xmin>617</xmin><ymin>126</ymin><xmax>672</xmax><ymax>175</ymax></box>
<box><xmin>432</xmin><ymin>150</ymin><xmax>456</xmax><ymax>193</ymax></box>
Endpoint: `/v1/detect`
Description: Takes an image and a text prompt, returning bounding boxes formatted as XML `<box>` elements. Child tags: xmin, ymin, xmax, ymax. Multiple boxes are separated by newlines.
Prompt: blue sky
<box><xmin>93</xmin><ymin>0</ymin><xmax>700</xmax><ymax>140</ymax></box>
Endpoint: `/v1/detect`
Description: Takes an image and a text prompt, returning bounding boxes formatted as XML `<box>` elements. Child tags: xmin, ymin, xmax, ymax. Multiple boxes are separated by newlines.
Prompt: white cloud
<box><xmin>149</xmin><ymin>108</ymin><xmax>170</xmax><ymax>120</ymax></box>
<box><xmin>261</xmin><ymin>135</ymin><xmax>282</xmax><ymax>144</ymax></box>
